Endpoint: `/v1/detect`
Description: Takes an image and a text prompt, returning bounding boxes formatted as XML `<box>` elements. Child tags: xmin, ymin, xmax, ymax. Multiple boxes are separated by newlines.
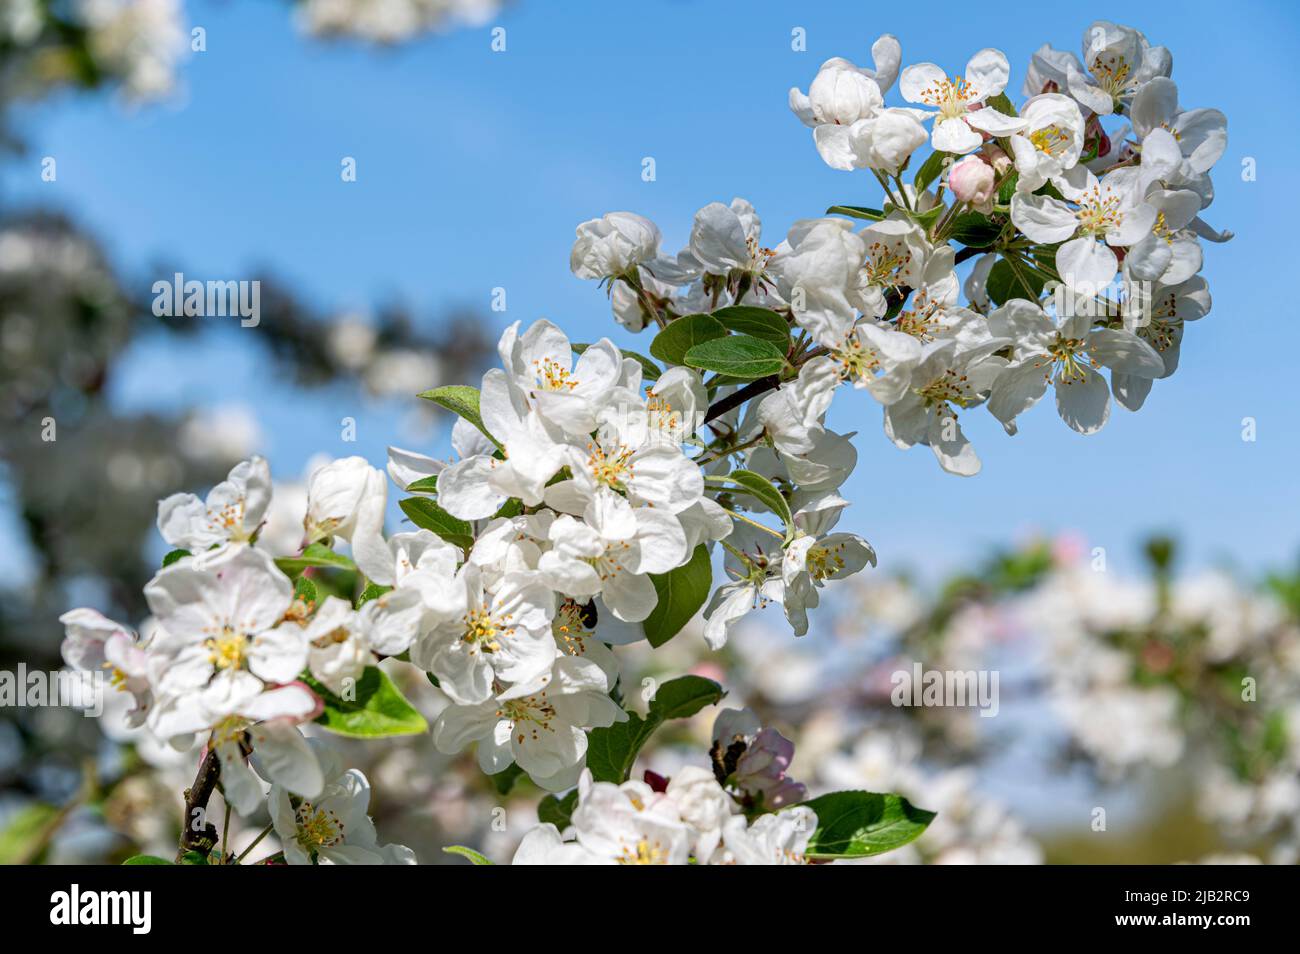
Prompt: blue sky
<box><xmin>5</xmin><ymin>0</ymin><xmax>1298</xmax><ymax>582</ymax></box>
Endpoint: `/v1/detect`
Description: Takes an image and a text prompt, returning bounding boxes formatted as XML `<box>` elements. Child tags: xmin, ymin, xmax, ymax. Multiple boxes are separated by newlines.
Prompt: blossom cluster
<box><xmin>54</xmin><ymin>20</ymin><xmax>1232</xmax><ymax>865</ymax></box>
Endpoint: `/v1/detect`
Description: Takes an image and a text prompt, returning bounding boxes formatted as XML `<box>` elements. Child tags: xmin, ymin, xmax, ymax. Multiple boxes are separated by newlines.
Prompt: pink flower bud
<box><xmin>947</xmin><ymin>155</ymin><xmax>997</xmax><ymax>213</ymax></box>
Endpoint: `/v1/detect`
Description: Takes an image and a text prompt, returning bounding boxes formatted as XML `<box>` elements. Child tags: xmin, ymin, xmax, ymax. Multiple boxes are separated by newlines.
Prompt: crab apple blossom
<box><xmin>60</xmin><ymin>17</ymin><xmax>1231</xmax><ymax>867</ymax></box>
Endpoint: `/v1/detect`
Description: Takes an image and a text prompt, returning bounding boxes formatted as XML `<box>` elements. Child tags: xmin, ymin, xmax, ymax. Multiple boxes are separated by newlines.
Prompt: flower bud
<box><xmin>947</xmin><ymin>155</ymin><xmax>997</xmax><ymax>213</ymax></box>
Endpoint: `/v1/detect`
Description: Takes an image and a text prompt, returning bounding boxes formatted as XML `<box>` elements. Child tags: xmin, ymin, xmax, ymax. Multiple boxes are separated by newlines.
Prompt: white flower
<box><xmin>1066</xmin><ymin>21</ymin><xmax>1171</xmax><ymax>116</ymax></box>
<box><xmin>1011</xmin><ymin>168</ymin><xmax>1156</xmax><ymax>289</ymax></box>
<box><xmin>269</xmin><ymin>744</ymin><xmax>415</xmax><ymax>865</ymax></box>
<box><xmin>288</xmin><ymin>596</ymin><xmax>369</xmax><ymax>695</ymax></box>
<box><xmin>884</xmin><ymin>338</ymin><xmax>1008</xmax><ymax>476</ymax></box>
<box><xmin>719</xmin><ymin>807</ymin><xmax>817</xmax><ymax>864</ymax></box>
<box><xmin>814</xmin><ymin>108</ymin><xmax>930</xmax><ymax>173</ymax></box>
<box><xmin>1129</xmin><ymin>77</ymin><xmax>1228</xmax><ymax>176</ymax></box>
<box><xmin>410</xmin><ymin>563</ymin><xmax>556</xmax><ymax>704</ymax></box>
<box><xmin>688</xmin><ymin>199</ymin><xmax>776</xmax><ymax>295</ymax></box>
<box><xmin>665</xmin><ymin>765</ymin><xmax>736</xmax><ymax>859</ymax></box>
<box><xmin>789</xmin><ymin>35</ymin><xmax>902</xmax><ymax>127</ymax></box>
<box><xmin>303</xmin><ymin>456</ymin><xmax>392</xmax><ymax>584</ymax></box>
<box><xmin>498</xmin><ymin>319</ymin><xmax>624</xmax><ymax>438</ymax></box>
<box><xmin>157</xmin><ymin>456</ymin><xmax>272</xmax><ymax>551</ymax></box>
<box><xmin>142</xmin><ymin>545</ymin><xmax>320</xmax><ymax>773</ymax></box>
<box><xmin>899</xmin><ymin>48</ymin><xmax>1026</xmax><ymax>154</ymax></box>
<box><xmin>770</xmin><ymin>218</ymin><xmax>864</xmax><ymax>337</ymax></box>
<box><xmin>1008</xmin><ymin>93</ymin><xmax>1085</xmax><ymax>194</ymax></box>
<box><xmin>59</xmin><ymin>608</ymin><xmax>152</xmax><ymax>726</ymax></box>
<box><xmin>437</xmin><ymin>367</ymin><xmax>568</xmax><ymax>519</ymax></box>
<box><xmin>781</xmin><ymin>496</ymin><xmax>877</xmax><ymax>635</ymax></box>
<box><xmin>985</xmin><ymin>300</ymin><xmax>1164</xmax><ymax>435</ymax></box>
<box><xmin>702</xmin><ymin>538</ymin><xmax>785</xmax><ymax>649</ymax></box>
<box><xmin>1111</xmin><ymin>274</ymin><xmax>1210</xmax><ymax>411</ymax></box>
<box><xmin>570</xmin><ymin>211</ymin><xmax>661</xmax><ymax>280</ymax></box>
<box><xmin>539</xmin><ymin>490</ymin><xmax>687</xmax><ymax>623</ymax></box>
<box><xmin>432</xmin><ymin>656</ymin><xmax>626</xmax><ymax>791</ymax></box>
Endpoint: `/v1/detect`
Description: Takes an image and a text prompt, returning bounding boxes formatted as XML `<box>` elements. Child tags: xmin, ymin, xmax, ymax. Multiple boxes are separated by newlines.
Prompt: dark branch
<box><xmin>703</xmin><ymin>374</ymin><xmax>780</xmax><ymax>424</ymax></box>
<box><xmin>176</xmin><ymin>747</ymin><xmax>221</xmax><ymax>862</ymax></box>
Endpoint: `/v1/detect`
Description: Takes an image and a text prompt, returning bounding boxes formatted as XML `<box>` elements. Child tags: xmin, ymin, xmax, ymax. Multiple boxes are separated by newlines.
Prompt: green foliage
<box><xmin>948</xmin><ymin>212</ymin><xmax>1004</xmax><ymax>249</ymax></box>
<box><xmin>293</xmin><ymin>576</ymin><xmax>319</xmax><ymax>606</ymax></box>
<box><xmin>418</xmin><ymin>384</ymin><xmax>501</xmax><ymax>448</ymax></box>
<box><xmin>122</xmin><ymin>854</ymin><xmax>174</xmax><ymax>865</ymax></box>
<box><xmin>275</xmin><ymin>543</ymin><xmax>357</xmax><ymax>575</ymax></box>
<box><xmin>912</xmin><ymin>149</ymin><xmax>950</xmax><ymax>194</ymax></box>
<box><xmin>489</xmin><ymin>763</ymin><xmax>525</xmax><ymax>796</ymax></box>
<box><xmin>161</xmin><ymin>548</ymin><xmax>190</xmax><ymax>567</ymax></box>
<box><xmin>643</xmin><ymin>544</ymin><xmax>713</xmax><ymax>648</ymax></box>
<box><xmin>399</xmin><ymin>497</ymin><xmax>474</xmax><ymax>551</ymax></box>
<box><xmin>405</xmin><ymin>474</ymin><xmax>439</xmax><ymax>494</ymax></box>
<box><xmin>537</xmin><ymin>790</ymin><xmax>579</xmax><ymax>829</ymax></box>
<box><xmin>684</xmin><ymin>335</ymin><xmax>785</xmax><ymax>380</ymax></box>
<box><xmin>305</xmin><ymin>666</ymin><xmax>428</xmax><ymax>737</ymax></box>
<box><xmin>650</xmin><ymin>313</ymin><xmax>727</xmax><ymax>365</ymax></box>
<box><xmin>708</xmin><ymin>469</ymin><xmax>794</xmax><ymax>533</ymax></box>
<box><xmin>0</xmin><ymin>803</ymin><xmax>59</xmax><ymax>864</ymax></box>
<box><xmin>585</xmin><ymin>676</ymin><xmax>725</xmax><ymax>783</ymax></box>
<box><xmin>985</xmin><ymin>256</ymin><xmax>1046</xmax><ymax>305</ymax></box>
<box><xmin>357</xmin><ymin>582</ymin><xmax>392</xmax><ymax>607</ymax></box>
<box><xmin>443</xmin><ymin>845</ymin><xmax>495</xmax><ymax>865</ymax></box>
<box><xmin>709</xmin><ymin>306</ymin><xmax>792</xmax><ymax>345</ymax></box>
<box><xmin>801</xmin><ymin>791</ymin><xmax>936</xmax><ymax>859</ymax></box>
<box><xmin>826</xmin><ymin>205</ymin><xmax>884</xmax><ymax>221</ymax></box>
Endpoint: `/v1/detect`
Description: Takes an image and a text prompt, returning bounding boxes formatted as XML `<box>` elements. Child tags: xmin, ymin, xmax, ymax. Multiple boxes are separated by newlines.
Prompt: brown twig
<box><xmin>176</xmin><ymin>747</ymin><xmax>221</xmax><ymax>862</ymax></box>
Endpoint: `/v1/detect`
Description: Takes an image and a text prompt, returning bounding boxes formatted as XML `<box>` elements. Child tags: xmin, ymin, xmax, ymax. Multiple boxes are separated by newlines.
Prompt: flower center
<box><xmin>895</xmin><ymin>289</ymin><xmax>944</xmax><ymax>341</ymax></box>
<box><xmin>295</xmin><ymin>803</ymin><xmax>344</xmax><ymax>851</ymax></box>
<box><xmin>806</xmin><ymin>542</ymin><xmax>847</xmax><ymax>581</ymax></box>
<box><xmin>834</xmin><ymin>333</ymin><xmax>881</xmax><ymax>384</ymax></box>
<box><xmin>533</xmin><ymin>356</ymin><xmax>578</xmax><ymax>392</ymax></box>
<box><xmin>1044</xmin><ymin>334</ymin><xmax>1096</xmax><ymax>383</ymax></box>
<box><xmin>1090</xmin><ymin>54</ymin><xmax>1133</xmax><ymax>99</ymax></box>
<box><xmin>863</xmin><ymin>240</ymin><xmax>910</xmax><ymax>289</ymax></box>
<box><xmin>918</xmin><ymin>75</ymin><xmax>977</xmax><ymax>119</ymax></box>
<box><xmin>915</xmin><ymin>368</ymin><xmax>974</xmax><ymax>408</ymax></box>
<box><xmin>205</xmin><ymin>627</ymin><xmax>246</xmax><ymax>670</ymax></box>
<box><xmin>554</xmin><ymin>599</ymin><xmax>592</xmax><ymax>656</ymax></box>
<box><xmin>587</xmin><ymin>442</ymin><xmax>634</xmax><ymax>490</ymax></box>
<box><xmin>618</xmin><ymin>838</ymin><xmax>670</xmax><ymax>865</ymax></box>
<box><xmin>1029</xmin><ymin>124</ymin><xmax>1070</xmax><ymax>156</ymax></box>
<box><xmin>463</xmin><ymin>607</ymin><xmax>510</xmax><ymax>653</ymax></box>
<box><xmin>500</xmin><ymin>693</ymin><xmax>558</xmax><ymax>745</ymax></box>
<box><xmin>1075</xmin><ymin>185</ymin><xmax>1123</xmax><ymax>236</ymax></box>
<box><xmin>207</xmin><ymin>497</ymin><xmax>248</xmax><ymax>537</ymax></box>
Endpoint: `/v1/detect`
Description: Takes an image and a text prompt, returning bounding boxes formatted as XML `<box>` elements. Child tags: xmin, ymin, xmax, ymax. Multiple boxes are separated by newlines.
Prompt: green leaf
<box><xmin>443</xmin><ymin>845</ymin><xmax>495</xmax><ymax>865</ymax></box>
<box><xmin>0</xmin><ymin>803</ymin><xmax>58</xmax><ymax>864</ymax></box>
<box><xmin>826</xmin><ymin>205</ymin><xmax>884</xmax><ymax>221</ymax></box>
<box><xmin>986</xmin><ymin>256</ymin><xmax>1046</xmax><ymax>306</ymax></box>
<box><xmin>801</xmin><ymin>790</ymin><xmax>936</xmax><ymax>859</ymax></box>
<box><xmin>162</xmin><ymin>548</ymin><xmax>190</xmax><ymax>568</ymax></box>
<box><xmin>986</xmin><ymin>92</ymin><xmax>1017</xmax><ymax>117</ymax></box>
<box><xmin>574</xmin><ymin>343</ymin><xmax>661</xmax><ymax>382</ymax></box>
<box><xmin>646</xmin><ymin>674</ymin><xmax>727</xmax><ymax>720</ymax></box>
<box><xmin>305</xmin><ymin>666</ymin><xmax>429</xmax><ymax>737</ymax></box>
<box><xmin>710</xmin><ymin>306</ymin><xmax>791</xmax><ymax>345</ymax></box>
<box><xmin>275</xmin><ymin>543</ymin><xmax>357</xmax><ymax>575</ymax></box>
<box><xmin>708</xmin><ymin>468</ymin><xmax>794</xmax><ymax>530</ymax></box>
<box><xmin>644</xmin><ymin>545</ymin><xmax>713</xmax><ymax>648</ymax></box>
<box><xmin>895</xmin><ymin>202</ymin><xmax>945</xmax><ymax>230</ymax></box>
<box><xmin>997</xmin><ymin>171</ymin><xmax>1019</xmax><ymax>205</ymax></box>
<box><xmin>178</xmin><ymin>851</ymin><xmax>209</xmax><ymax>865</ymax></box>
<box><xmin>489</xmin><ymin>763</ymin><xmax>525</xmax><ymax>796</ymax></box>
<box><xmin>399</xmin><ymin>497</ymin><xmax>474</xmax><ymax>551</ymax></box>
<box><xmin>537</xmin><ymin>790</ymin><xmax>579</xmax><ymax>829</ymax></box>
<box><xmin>417</xmin><ymin>384</ymin><xmax>501</xmax><ymax>448</ymax></box>
<box><xmin>405</xmin><ymin>475</ymin><xmax>439</xmax><ymax>494</ymax></box>
<box><xmin>684</xmin><ymin>335</ymin><xmax>785</xmax><ymax>380</ymax></box>
<box><xmin>913</xmin><ymin>150</ymin><xmax>951</xmax><ymax>194</ymax></box>
<box><xmin>123</xmin><ymin>854</ymin><xmax>175</xmax><ymax>865</ymax></box>
<box><xmin>357</xmin><ymin>582</ymin><xmax>391</xmax><ymax>607</ymax></box>
<box><xmin>293</xmin><ymin>576</ymin><xmax>318</xmax><ymax>606</ymax></box>
<box><xmin>948</xmin><ymin>212</ymin><xmax>1003</xmax><ymax>250</ymax></box>
<box><xmin>649</xmin><ymin>313</ymin><xmax>726</xmax><ymax>366</ymax></box>
<box><xmin>585</xmin><ymin>675</ymin><xmax>725</xmax><ymax>782</ymax></box>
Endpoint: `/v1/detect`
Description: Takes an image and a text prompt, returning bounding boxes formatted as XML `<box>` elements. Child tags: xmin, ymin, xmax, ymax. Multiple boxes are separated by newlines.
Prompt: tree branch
<box><xmin>176</xmin><ymin>747</ymin><xmax>221</xmax><ymax>862</ymax></box>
